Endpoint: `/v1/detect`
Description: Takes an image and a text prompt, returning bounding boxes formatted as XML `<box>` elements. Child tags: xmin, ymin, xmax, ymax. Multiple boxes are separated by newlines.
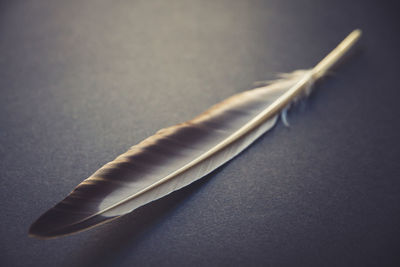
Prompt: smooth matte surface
<box><xmin>1</xmin><ymin>0</ymin><xmax>399</xmax><ymax>266</ymax></box>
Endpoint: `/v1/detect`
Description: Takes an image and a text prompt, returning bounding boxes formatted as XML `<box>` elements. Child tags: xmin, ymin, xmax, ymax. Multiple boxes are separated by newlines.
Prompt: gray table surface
<box><xmin>1</xmin><ymin>0</ymin><xmax>399</xmax><ymax>266</ymax></box>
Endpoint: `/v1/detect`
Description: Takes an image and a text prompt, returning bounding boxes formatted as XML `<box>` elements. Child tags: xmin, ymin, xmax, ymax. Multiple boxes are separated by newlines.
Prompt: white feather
<box><xmin>29</xmin><ymin>30</ymin><xmax>361</xmax><ymax>238</ymax></box>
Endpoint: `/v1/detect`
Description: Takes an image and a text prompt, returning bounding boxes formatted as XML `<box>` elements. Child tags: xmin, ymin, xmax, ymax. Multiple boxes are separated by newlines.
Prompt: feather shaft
<box><xmin>29</xmin><ymin>30</ymin><xmax>361</xmax><ymax>238</ymax></box>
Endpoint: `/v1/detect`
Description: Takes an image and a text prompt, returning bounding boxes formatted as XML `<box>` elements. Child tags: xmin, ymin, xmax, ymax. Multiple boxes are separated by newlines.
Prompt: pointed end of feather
<box><xmin>29</xmin><ymin>208</ymin><xmax>117</xmax><ymax>239</ymax></box>
<box><xmin>28</xmin><ymin>226</ymin><xmax>56</xmax><ymax>240</ymax></box>
<box><xmin>353</xmin><ymin>29</ymin><xmax>362</xmax><ymax>38</ymax></box>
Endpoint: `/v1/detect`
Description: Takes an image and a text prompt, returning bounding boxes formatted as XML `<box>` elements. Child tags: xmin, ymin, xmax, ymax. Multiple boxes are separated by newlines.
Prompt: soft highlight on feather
<box><xmin>29</xmin><ymin>30</ymin><xmax>361</xmax><ymax>239</ymax></box>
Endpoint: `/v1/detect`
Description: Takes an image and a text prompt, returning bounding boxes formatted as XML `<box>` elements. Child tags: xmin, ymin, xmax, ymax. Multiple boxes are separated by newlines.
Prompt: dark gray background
<box><xmin>1</xmin><ymin>0</ymin><xmax>399</xmax><ymax>266</ymax></box>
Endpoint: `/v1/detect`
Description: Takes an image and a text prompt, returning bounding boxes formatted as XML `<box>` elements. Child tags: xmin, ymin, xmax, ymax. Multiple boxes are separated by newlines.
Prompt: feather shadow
<box><xmin>67</xmin><ymin>121</ymin><xmax>281</xmax><ymax>267</ymax></box>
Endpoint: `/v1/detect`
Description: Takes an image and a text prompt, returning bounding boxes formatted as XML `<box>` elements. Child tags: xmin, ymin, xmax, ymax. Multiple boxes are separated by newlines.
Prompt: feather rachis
<box><xmin>29</xmin><ymin>71</ymin><xmax>305</xmax><ymax>238</ymax></box>
<box><xmin>29</xmin><ymin>30</ymin><xmax>361</xmax><ymax>238</ymax></box>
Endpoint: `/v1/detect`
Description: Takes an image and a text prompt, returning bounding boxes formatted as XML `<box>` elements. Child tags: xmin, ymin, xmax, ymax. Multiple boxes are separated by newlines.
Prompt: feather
<box><xmin>29</xmin><ymin>30</ymin><xmax>361</xmax><ymax>239</ymax></box>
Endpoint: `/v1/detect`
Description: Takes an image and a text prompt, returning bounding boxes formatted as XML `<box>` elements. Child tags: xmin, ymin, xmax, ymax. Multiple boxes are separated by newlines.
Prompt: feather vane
<box><xmin>29</xmin><ymin>30</ymin><xmax>361</xmax><ymax>238</ymax></box>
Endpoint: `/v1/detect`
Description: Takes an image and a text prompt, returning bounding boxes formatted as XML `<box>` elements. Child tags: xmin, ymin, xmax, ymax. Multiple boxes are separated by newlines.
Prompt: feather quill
<box><xmin>29</xmin><ymin>30</ymin><xmax>361</xmax><ymax>238</ymax></box>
